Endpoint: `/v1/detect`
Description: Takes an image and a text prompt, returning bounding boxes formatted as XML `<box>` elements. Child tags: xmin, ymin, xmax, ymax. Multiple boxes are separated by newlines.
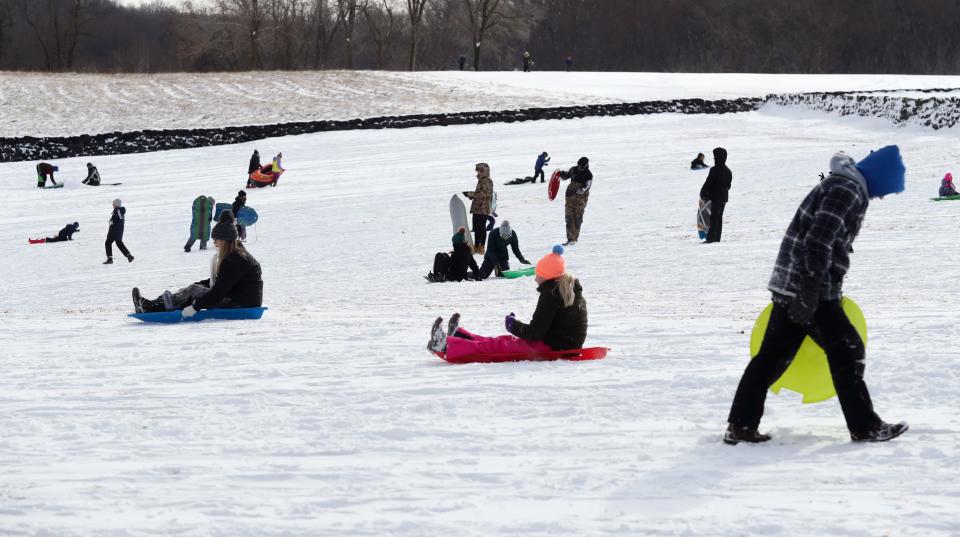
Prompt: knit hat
<box><xmin>856</xmin><ymin>145</ymin><xmax>906</xmax><ymax>199</ymax></box>
<box><xmin>535</xmin><ymin>244</ymin><xmax>566</xmax><ymax>280</ymax></box>
<box><xmin>237</xmin><ymin>190</ymin><xmax>246</xmax><ymax>199</ymax></box>
<box><xmin>452</xmin><ymin>227</ymin><xmax>466</xmax><ymax>245</ymax></box>
<box><xmin>943</xmin><ymin>173</ymin><xmax>953</xmax><ymax>185</ymax></box>
<box><xmin>577</xmin><ymin>157</ymin><xmax>589</xmax><ymax>168</ymax></box>
<box><xmin>212</xmin><ymin>210</ymin><xmax>239</xmax><ymax>241</ymax></box>
<box><xmin>499</xmin><ymin>220</ymin><xmax>512</xmax><ymax>239</ymax></box>
<box><xmin>112</xmin><ymin>198</ymin><xmax>122</xmax><ymax>207</ymax></box>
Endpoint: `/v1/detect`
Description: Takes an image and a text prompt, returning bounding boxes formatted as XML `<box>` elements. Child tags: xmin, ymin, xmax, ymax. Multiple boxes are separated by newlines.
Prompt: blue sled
<box><xmin>129</xmin><ymin>307</ymin><xmax>268</xmax><ymax>324</ymax></box>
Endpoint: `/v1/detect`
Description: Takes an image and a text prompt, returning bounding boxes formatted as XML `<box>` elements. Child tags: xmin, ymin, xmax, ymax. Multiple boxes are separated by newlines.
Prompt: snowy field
<box><xmin>2</xmin><ymin>74</ymin><xmax>960</xmax><ymax>536</ymax></box>
<box><xmin>5</xmin><ymin>70</ymin><xmax>960</xmax><ymax>136</ymax></box>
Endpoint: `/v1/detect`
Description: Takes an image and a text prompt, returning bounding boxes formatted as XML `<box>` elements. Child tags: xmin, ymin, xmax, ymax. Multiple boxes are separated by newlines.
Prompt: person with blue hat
<box><xmin>724</xmin><ymin>146</ymin><xmax>908</xmax><ymax>445</ymax></box>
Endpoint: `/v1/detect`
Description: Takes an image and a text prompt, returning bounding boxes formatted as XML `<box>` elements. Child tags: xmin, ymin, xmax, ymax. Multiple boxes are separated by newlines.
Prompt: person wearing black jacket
<box><xmin>559</xmin><ymin>157</ymin><xmax>593</xmax><ymax>246</ymax></box>
<box><xmin>476</xmin><ymin>220</ymin><xmax>530</xmax><ymax>279</ymax></box>
<box><xmin>690</xmin><ymin>153</ymin><xmax>709</xmax><ymax>170</ymax></box>
<box><xmin>427</xmin><ymin>245</ymin><xmax>588</xmax><ymax>357</ymax></box>
<box><xmin>82</xmin><ymin>163</ymin><xmax>101</xmax><ymax>186</ymax></box>
<box><xmin>232</xmin><ymin>190</ymin><xmax>247</xmax><ymax>240</ymax></box>
<box><xmin>133</xmin><ymin>210</ymin><xmax>263</xmax><ymax>315</ymax></box>
<box><xmin>724</xmin><ymin>147</ymin><xmax>908</xmax><ymax>445</ymax></box>
<box><xmin>699</xmin><ymin>147</ymin><xmax>732</xmax><ymax>243</ymax></box>
<box><xmin>426</xmin><ymin>228</ymin><xmax>481</xmax><ymax>283</ymax></box>
<box><xmin>45</xmin><ymin>222</ymin><xmax>79</xmax><ymax>243</ymax></box>
<box><xmin>104</xmin><ymin>199</ymin><xmax>133</xmax><ymax>264</ymax></box>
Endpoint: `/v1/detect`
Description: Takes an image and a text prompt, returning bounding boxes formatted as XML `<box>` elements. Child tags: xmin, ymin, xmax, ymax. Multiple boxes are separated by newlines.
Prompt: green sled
<box><xmin>501</xmin><ymin>266</ymin><xmax>535</xmax><ymax>279</ymax></box>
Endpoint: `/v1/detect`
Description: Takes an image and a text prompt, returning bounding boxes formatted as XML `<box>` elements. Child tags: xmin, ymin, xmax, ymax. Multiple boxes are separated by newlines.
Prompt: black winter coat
<box><xmin>447</xmin><ymin>243</ymin><xmax>480</xmax><ymax>282</ymax></box>
<box><xmin>58</xmin><ymin>223</ymin><xmax>79</xmax><ymax>240</ymax></box>
<box><xmin>484</xmin><ymin>228</ymin><xmax>526</xmax><ymax>264</ymax></box>
<box><xmin>108</xmin><ymin>206</ymin><xmax>125</xmax><ymax>238</ymax></box>
<box><xmin>194</xmin><ymin>249</ymin><xmax>263</xmax><ymax>310</ymax></box>
<box><xmin>511</xmin><ymin>278</ymin><xmax>587</xmax><ymax>350</ymax></box>
<box><xmin>560</xmin><ymin>166</ymin><xmax>593</xmax><ymax>196</ymax></box>
<box><xmin>699</xmin><ymin>148</ymin><xmax>732</xmax><ymax>202</ymax></box>
<box><xmin>248</xmin><ymin>154</ymin><xmax>261</xmax><ymax>174</ymax></box>
<box><xmin>232</xmin><ymin>196</ymin><xmax>246</xmax><ymax>220</ymax></box>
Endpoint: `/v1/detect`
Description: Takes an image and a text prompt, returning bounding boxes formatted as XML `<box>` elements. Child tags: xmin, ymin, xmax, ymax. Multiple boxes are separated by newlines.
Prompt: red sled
<box><xmin>548</xmin><ymin>170</ymin><xmax>562</xmax><ymax>201</ymax></box>
<box><xmin>28</xmin><ymin>238</ymin><xmax>46</xmax><ymax>244</ymax></box>
<box><xmin>434</xmin><ymin>347</ymin><xmax>608</xmax><ymax>364</ymax></box>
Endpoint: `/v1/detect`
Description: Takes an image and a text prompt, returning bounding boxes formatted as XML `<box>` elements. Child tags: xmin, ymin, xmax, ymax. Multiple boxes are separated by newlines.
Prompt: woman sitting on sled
<box><xmin>427</xmin><ymin>245</ymin><xmax>587</xmax><ymax>359</ymax></box>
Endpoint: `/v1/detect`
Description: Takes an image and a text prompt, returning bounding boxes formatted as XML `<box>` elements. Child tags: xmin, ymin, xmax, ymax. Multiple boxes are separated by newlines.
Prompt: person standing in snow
<box><xmin>36</xmin><ymin>162</ymin><xmax>58</xmax><ymax>187</ymax></box>
<box><xmin>523</xmin><ymin>50</ymin><xmax>532</xmax><ymax>72</ymax></box>
<box><xmin>232</xmin><ymin>190</ymin><xmax>247</xmax><ymax>241</ymax></box>
<box><xmin>534</xmin><ymin>151</ymin><xmax>550</xmax><ymax>183</ymax></box>
<box><xmin>724</xmin><ymin>146</ymin><xmax>909</xmax><ymax>445</ymax></box>
<box><xmin>427</xmin><ymin>245</ymin><xmax>587</xmax><ymax>359</ymax></box>
<box><xmin>184</xmin><ymin>195</ymin><xmax>215</xmax><ymax>252</ymax></box>
<box><xmin>45</xmin><ymin>222</ymin><xmax>79</xmax><ymax>243</ymax></box>
<box><xmin>104</xmin><ymin>198</ymin><xmax>134</xmax><ymax>264</ymax></box>
<box><xmin>699</xmin><ymin>147</ymin><xmax>732</xmax><ymax>243</ymax></box>
<box><xmin>133</xmin><ymin>210</ymin><xmax>263</xmax><ymax>316</ymax></box>
<box><xmin>939</xmin><ymin>173</ymin><xmax>957</xmax><ymax>197</ymax></box>
<box><xmin>82</xmin><ymin>163</ymin><xmax>101</xmax><ymax>186</ymax></box>
<box><xmin>463</xmin><ymin>162</ymin><xmax>493</xmax><ymax>255</ymax></box>
<box><xmin>458</xmin><ymin>54</ymin><xmax>467</xmax><ymax>70</ymax></box>
<box><xmin>246</xmin><ymin>150</ymin><xmax>261</xmax><ymax>187</ymax></box>
<box><xmin>559</xmin><ymin>156</ymin><xmax>593</xmax><ymax>246</ymax></box>
<box><xmin>476</xmin><ymin>220</ymin><xmax>530</xmax><ymax>280</ymax></box>
<box><xmin>565</xmin><ymin>56</ymin><xmax>573</xmax><ymax>71</ymax></box>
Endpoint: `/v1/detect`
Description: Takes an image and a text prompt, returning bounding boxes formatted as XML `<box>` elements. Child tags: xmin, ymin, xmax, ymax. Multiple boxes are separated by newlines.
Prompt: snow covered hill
<box><xmin>1</xmin><ymin>73</ymin><xmax>959</xmax><ymax>536</ymax></box>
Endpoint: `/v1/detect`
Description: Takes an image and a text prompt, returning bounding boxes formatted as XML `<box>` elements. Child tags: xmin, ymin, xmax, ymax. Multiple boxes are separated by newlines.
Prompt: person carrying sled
<box><xmin>534</xmin><ymin>151</ymin><xmax>550</xmax><ymax>183</ymax></box>
<box><xmin>45</xmin><ymin>222</ymin><xmax>79</xmax><ymax>243</ymax></box>
<box><xmin>699</xmin><ymin>147</ymin><xmax>732</xmax><ymax>243</ymax></box>
<box><xmin>939</xmin><ymin>173</ymin><xmax>957</xmax><ymax>197</ymax></box>
<box><xmin>559</xmin><ymin>156</ymin><xmax>593</xmax><ymax>246</ymax></box>
<box><xmin>690</xmin><ymin>153</ymin><xmax>709</xmax><ymax>170</ymax></box>
<box><xmin>427</xmin><ymin>244</ymin><xmax>587</xmax><ymax>360</ymax></box>
<box><xmin>36</xmin><ymin>162</ymin><xmax>58</xmax><ymax>188</ymax></box>
<box><xmin>82</xmin><ymin>163</ymin><xmax>101</xmax><ymax>186</ymax></box>
<box><xmin>463</xmin><ymin>162</ymin><xmax>494</xmax><ymax>254</ymax></box>
<box><xmin>724</xmin><ymin>146</ymin><xmax>909</xmax><ymax>445</ymax></box>
<box><xmin>133</xmin><ymin>210</ymin><xmax>263</xmax><ymax>317</ymax></box>
<box><xmin>426</xmin><ymin>227</ymin><xmax>481</xmax><ymax>283</ymax></box>
<box><xmin>184</xmin><ymin>195</ymin><xmax>215</xmax><ymax>252</ymax></box>
<box><xmin>104</xmin><ymin>199</ymin><xmax>133</xmax><ymax>264</ymax></box>
<box><xmin>476</xmin><ymin>220</ymin><xmax>530</xmax><ymax>280</ymax></box>
<box><xmin>232</xmin><ymin>190</ymin><xmax>247</xmax><ymax>240</ymax></box>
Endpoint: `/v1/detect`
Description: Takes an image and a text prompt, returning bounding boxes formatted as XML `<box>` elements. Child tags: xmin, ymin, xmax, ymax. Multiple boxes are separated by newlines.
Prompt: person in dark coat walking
<box><xmin>476</xmin><ymin>220</ymin><xmax>530</xmax><ymax>280</ymax></box>
<box><xmin>559</xmin><ymin>157</ymin><xmax>593</xmax><ymax>246</ymax></box>
<box><xmin>232</xmin><ymin>190</ymin><xmax>247</xmax><ymax>240</ymax></box>
<box><xmin>36</xmin><ymin>162</ymin><xmax>58</xmax><ymax>187</ymax></box>
<box><xmin>426</xmin><ymin>228</ymin><xmax>481</xmax><ymax>283</ymax></box>
<box><xmin>82</xmin><ymin>163</ymin><xmax>101</xmax><ymax>186</ymax></box>
<box><xmin>427</xmin><ymin>245</ymin><xmax>588</xmax><ymax>358</ymax></box>
<box><xmin>133</xmin><ymin>210</ymin><xmax>263</xmax><ymax>316</ymax></box>
<box><xmin>534</xmin><ymin>151</ymin><xmax>550</xmax><ymax>183</ymax></box>
<box><xmin>104</xmin><ymin>199</ymin><xmax>133</xmax><ymax>264</ymax></box>
<box><xmin>45</xmin><ymin>222</ymin><xmax>79</xmax><ymax>243</ymax></box>
<box><xmin>724</xmin><ymin>146</ymin><xmax>908</xmax><ymax>445</ymax></box>
<box><xmin>699</xmin><ymin>147</ymin><xmax>732</xmax><ymax>243</ymax></box>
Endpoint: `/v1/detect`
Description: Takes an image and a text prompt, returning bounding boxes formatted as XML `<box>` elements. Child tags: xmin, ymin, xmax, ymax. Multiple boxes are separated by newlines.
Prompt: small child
<box><xmin>940</xmin><ymin>173</ymin><xmax>958</xmax><ymax>197</ymax></box>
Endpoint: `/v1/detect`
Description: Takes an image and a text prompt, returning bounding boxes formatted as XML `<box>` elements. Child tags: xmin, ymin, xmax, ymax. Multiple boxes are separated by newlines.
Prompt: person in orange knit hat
<box><xmin>427</xmin><ymin>245</ymin><xmax>589</xmax><ymax>358</ymax></box>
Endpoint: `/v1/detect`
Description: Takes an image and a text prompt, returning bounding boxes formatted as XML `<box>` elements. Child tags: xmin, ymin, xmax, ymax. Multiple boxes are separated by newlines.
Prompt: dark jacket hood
<box><xmin>713</xmin><ymin>147</ymin><xmax>727</xmax><ymax>167</ymax></box>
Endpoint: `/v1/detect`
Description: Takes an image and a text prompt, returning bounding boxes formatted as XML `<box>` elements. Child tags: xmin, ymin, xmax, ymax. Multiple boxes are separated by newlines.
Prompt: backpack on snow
<box><xmin>427</xmin><ymin>252</ymin><xmax>451</xmax><ymax>282</ymax></box>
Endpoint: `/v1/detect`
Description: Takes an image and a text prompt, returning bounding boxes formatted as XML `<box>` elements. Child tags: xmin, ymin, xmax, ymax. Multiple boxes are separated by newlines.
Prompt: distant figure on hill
<box><xmin>458</xmin><ymin>55</ymin><xmax>466</xmax><ymax>71</ymax></box>
<box><xmin>565</xmin><ymin>56</ymin><xmax>573</xmax><ymax>71</ymax></box>
<box><xmin>939</xmin><ymin>173</ymin><xmax>957</xmax><ymax>197</ymax></box>
<box><xmin>534</xmin><ymin>151</ymin><xmax>550</xmax><ymax>183</ymax></box>
<box><xmin>45</xmin><ymin>222</ymin><xmax>79</xmax><ymax>243</ymax></box>
<box><xmin>104</xmin><ymin>198</ymin><xmax>133</xmax><ymax>264</ymax></box>
<box><xmin>690</xmin><ymin>153</ymin><xmax>709</xmax><ymax>170</ymax></box>
<box><xmin>36</xmin><ymin>162</ymin><xmax>58</xmax><ymax>187</ymax></box>
<box><xmin>82</xmin><ymin>163</ymin><xmax>101</xmax><ymax>186</ymax></box>
<box><xmin>523</xmin><ymin>51</ymin><xmax>532</xmax><ymax>72</ymax></box>
<box><xmin>699</xmin><ymin>147</ymin><xmax>732</xmax><ymax>243</ymax></box>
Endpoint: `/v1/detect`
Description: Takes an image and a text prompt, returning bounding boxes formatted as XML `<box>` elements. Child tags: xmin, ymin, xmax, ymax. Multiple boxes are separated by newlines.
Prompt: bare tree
<box><xmin>335</xmin><ymin>0</ymin><xmax>361</xmax><ymax>68</ymax></box>
<box><xmin>362</xmin><ymin>0</ymin><xmax>396</xmax><ymax>68</ymax></box>
<box><xmin>310</xmin><ymin>0</ymin><xmax>340</xmax><ymax>68</ymax></box>
<box><xmin>405</xmin><ymin>0</ymin><xmax>428</xmax><ymax>70</ymax></box>
<box><xmin>461</xmin><ymin>0</ymin><xmax>509</xmax><ymax>71</ymax></box>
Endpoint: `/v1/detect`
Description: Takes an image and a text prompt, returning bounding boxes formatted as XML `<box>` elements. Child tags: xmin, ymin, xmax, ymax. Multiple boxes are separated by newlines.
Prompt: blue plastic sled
<box><xmin>129</xmin><ymin>307</ymin><xmax>268</xmax><ymax>323</ymax></box>
<box><xmin>214</xmin><ymin>203</ymin><xmax>259</xmax><ymax>226</ymax></box>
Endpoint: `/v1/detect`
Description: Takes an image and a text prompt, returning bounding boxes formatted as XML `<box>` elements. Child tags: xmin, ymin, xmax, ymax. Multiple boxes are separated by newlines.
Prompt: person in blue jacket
<box><xmin>534</xmin><ymin>151</ymin><xmax>550</xmax><ymax>183</ymax></box>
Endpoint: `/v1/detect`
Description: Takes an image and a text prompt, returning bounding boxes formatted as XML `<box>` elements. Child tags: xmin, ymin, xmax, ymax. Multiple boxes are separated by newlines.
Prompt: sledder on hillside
<box><xmin>248</xmin><ymin>152</ymin><xmax>284</xmax><ymax>188</ymax></box>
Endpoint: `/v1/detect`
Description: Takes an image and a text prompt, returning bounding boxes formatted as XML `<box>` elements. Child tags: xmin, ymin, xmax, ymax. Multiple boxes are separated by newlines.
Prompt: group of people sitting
<box><xmin>426</xmin><ymin>220</ymin><xmax>530</xmax><ymax>283</ymax></box>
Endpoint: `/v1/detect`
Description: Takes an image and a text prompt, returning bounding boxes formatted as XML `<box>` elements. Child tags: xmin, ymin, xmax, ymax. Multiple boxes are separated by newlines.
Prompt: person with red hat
<box><xmin>939</xmin><ymin>172</ymin><xmax>957</xmax><ymax>197</ymax></box>
<box><xmin>427</xmin><ymin>244</ymin><xmax>588</xmax><ymax>359</ymax></box>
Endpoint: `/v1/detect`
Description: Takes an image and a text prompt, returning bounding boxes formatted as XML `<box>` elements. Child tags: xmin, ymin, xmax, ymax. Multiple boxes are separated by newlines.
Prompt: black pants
<box><xmin>478</xmin><ymin>256</ymin><xmax>509</xmax><ymax>280</ymax></box>
<box><xmin>728</xmin><ymin>300</ymin><xmax>881</xmax><ymax>436</ymax></box>
<box><xmin>706</xmin><ymin>200</ymin><xmax>725</xmax><ymax>242</ymax></box>
<box><xmin>105</xmin><ymin>232</ymin><xmax>131</xmax><ymax>259</ymax></box>
<box><xmin>45</xmin><ymin>236</ymin><xmax>67</xmax><ymax>243</ymax></box>
<box><xmin>534</xmin><ymin>168</ymin><xmax>545</xmax><ymax>182</ymax></box>
<box><xmin>472</xmin><ymin>214</ymin><xmax>487</xmax><ymax>247</ymax></box>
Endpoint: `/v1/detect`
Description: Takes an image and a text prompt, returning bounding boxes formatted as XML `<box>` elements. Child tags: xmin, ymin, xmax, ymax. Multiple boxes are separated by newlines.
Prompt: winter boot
<box><xmin>563</xmin><ymin>240</ymin><xmax>577</xmax><ymax>246</ymax></box>
<box><xmin>126</xmin><ymin>254</ymin><xmax>135</xmax><ymax>263</ymax></box>
<box><xmin>474</xmin><ymin>244</ymin><xmax>485</xmax><ymax>255</ymax></box>
<box><xmin>427</xmin><ymin>317</ymin><xmax>446</xmax><ymax>354</ymax></box>
<box><xmin>447</xmin><ymin>313</ymin><xmax>460</xmax><ymax>339</ymax></box>
<box><xmin>851</xmin><ymin>421</ymin><xmax>909</xmax><ymax>443</ymax></box>
<box><xmin>723</xmin><ymin>424</ymin><xmax>772</xmax><ymax>445</ymax></box>
<box><xmin>103</xmin><ymin>257</ymin><xmax>114</xmax><ymax>264</ymax></box>
<box><xmin>132</xmin><ymin>288</ymin><xmax>144</xmax><ymax>314</ymax></box>
<box><xmin>184</xmin><ymin>246</ymin><xmax>191</xmax><ymax>253</ymax></box>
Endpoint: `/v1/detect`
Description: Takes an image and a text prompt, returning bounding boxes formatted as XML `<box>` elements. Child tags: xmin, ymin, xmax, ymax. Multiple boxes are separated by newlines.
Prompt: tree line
<box><xmin>1</xmin><ymin>0</ymin><xmax>959</xmax><ymax>74</ymax></box>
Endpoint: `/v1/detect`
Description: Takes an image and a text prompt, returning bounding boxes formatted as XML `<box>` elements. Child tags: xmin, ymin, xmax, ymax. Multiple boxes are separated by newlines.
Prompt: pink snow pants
<box><xmin>445</xmin><ymin>327</ymin><xmax>552</xmax><ymax>360</ymax></box>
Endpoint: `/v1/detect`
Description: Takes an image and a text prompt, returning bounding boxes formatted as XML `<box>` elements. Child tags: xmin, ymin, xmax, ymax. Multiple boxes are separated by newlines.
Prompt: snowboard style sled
<box><xmin>548</xmin><ymin>170</ymin><xmax>561</xmax><ymax>200</ymax></box>
<box><xmin>85</xmin><ymin>182</ymin><xmax>123</xmax><ymax>186</ymax></box>
<box><xmin>129</xmin><ymin>307</ymin><xmax>268</xmax><ymax>324</ymax></box>
<box><xmin>501</xmin><ymin>266</ymin><xmax>535</xmax><ymax>279</ymax></box>
<box><xmin>697</xmin><ymin>197</ymin><xmax>712</xmax><ymax>239</ymax></box>
<box><xmin>41</xmin><ymin>183</ymin><xmax>64</xmax><ymax>189</ymax></box>
<box><xmin>434</xmin><ymin>347</ymin><xmax>608</xmax><ymax>364</ymax></box>
<box><xmin>931</xmin><ymin>194</ymin><xmax>960</xmax><ymax>201</ymax></box>
<box><xmin>505</xmin><ymin>176</ymin><xmax>536</xmax><ymax>185</ymax></box>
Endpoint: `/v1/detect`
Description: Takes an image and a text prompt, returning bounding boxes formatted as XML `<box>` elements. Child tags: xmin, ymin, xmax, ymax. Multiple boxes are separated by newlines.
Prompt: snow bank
<box><xmin>766</xmin><ymin>89</ymin><xmax>960</xmax><ymax>130</ymax></box>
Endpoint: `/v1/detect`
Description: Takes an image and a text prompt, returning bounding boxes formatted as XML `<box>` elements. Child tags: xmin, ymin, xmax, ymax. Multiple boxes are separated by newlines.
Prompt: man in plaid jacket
<box><xmin>725</xmin><ymin>146</ymin><xmax>908</xmax><ymax>445</ymax></box>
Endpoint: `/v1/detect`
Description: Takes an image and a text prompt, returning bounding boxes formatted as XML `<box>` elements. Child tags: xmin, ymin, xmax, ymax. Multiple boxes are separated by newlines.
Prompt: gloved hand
<box><xmin>520</xmin><ymin>259</ymin><xmax>531</xmax><ymax>265</ymax></box>
<box><xmin>462</xmin><ymin>191</ymin><xmax>474</xmax><ymax>199</ymax></box>
<box><xmin>181</xmin><ymin>304</ymin><xmax>198</xmax><ymax>318</ymax></box>
<box><xmin>504</xmin><ymin>312</ymin><xmax>516</xmax><ymax>334</ymax></box>
<box><xmin>787</xmin><ymin>279</ymin><xmax>820</xmax><ymax>325</ymax></box>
